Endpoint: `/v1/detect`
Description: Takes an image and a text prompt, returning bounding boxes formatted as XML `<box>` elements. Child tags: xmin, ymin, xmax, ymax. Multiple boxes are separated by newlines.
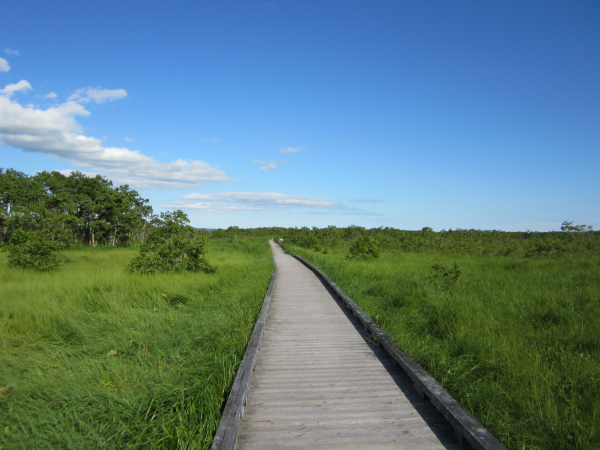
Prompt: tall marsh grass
<box><xmin>0</xmin><ymin>238</ymin><xmax>273</xmax><ymax>449</ymax></box>
<box><xmin>285</xmin><ymin>243</ymin><xmax>600</xmax><ymax>450</ymax></box>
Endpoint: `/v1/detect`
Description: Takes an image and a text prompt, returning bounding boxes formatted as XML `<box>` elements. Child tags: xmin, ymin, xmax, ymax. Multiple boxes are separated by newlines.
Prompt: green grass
<box><xmin>285</xmin><ymin>243</ymin><xmax>600</xmax><ymax>450</ymax></box>
<box><xmin>0</xmin><ymin>237</ymin><xmax>273</xmax><ymax>450</ymax></box>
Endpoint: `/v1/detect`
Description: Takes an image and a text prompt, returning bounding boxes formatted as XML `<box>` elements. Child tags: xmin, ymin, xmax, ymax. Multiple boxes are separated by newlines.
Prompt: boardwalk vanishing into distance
<box><xmin>236</xmin><ymin>241</ymin><xmax>463</xmax><ymax>449</ymax></box>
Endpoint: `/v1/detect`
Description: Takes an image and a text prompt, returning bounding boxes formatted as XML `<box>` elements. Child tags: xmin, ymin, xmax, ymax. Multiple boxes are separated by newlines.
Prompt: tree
<box><xmin>561</xmin><ymin>221</ymin><xmax>594</xmax><ymax>233</ymax></box>
<box><xmin>0</xmin><ymin>168</ymin><xmax>45</xmax><ymax>242</ymax></box>
<box><xmin>32</xmin><ymin>171</ymin><xmax>153</xmax><ymax>247</ymax></box>
<box><xmin>113</xmin><ymin>185</ymin><xmax>153</xmax><ymax>245</ymax></box>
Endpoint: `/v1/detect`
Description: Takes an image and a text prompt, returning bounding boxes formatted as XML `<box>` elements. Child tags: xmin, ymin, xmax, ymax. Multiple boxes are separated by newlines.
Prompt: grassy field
<box><xmin>0</xmin><ymin>237</ymin><xmax>273</xmax><ymax>450</ymax></box>
<box><xmin>284</xmin><ymin>242</ymin><xmax>600</xmax><ymax>450</ymax></box>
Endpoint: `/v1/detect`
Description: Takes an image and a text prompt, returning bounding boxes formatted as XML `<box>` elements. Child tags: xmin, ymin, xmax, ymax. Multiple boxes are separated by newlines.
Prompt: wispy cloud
<box><xmin>124</xmin><ymin>136</ymin><xmax>134</xmax><ymax>142</ymax></box>
<box><xmin>170</xmin><ymin>192</ymin><xmax>344</xmax><ymax>213</ymax></box>
<box><xmin>44</xmin><ymin>92</ymin><xmax>57</xmax><ymax>99</ymax></box>
<box><xmin>0</xmin><ymin>80</ymin><xmax>234</xmax><ymax>189</ymax></box>
<box><xmin>68</xmin><ymin>87</ymin><xmax>127</xmax><ymax>104</ymax></box>
<box><xmin>0</xmin><ymin>80</ymin><xmax>32</xmax><ymax>96</ymax></box>
<box><xmin>279</xmin><ymin>146</ymin><xmax>302</xmax><ymax>153</ymax></box>
<box><xmin>0</xmin><ymin>58</ymin><xmax>11</xmax><ymax>73</ymax></box>
<box><xmin>252</xmin><ymin>159</ymin><xmax>278</xmax><ymax>172</ymax></box>
<box><xmin>4</xmin><ymin>48</ymin><xmax>19</xmax><ymax>56</ymax></box>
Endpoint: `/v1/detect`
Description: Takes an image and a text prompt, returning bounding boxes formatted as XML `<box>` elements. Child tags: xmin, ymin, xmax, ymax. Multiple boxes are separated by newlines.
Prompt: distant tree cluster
<box><xmin>1</xmin><ymin>168</ymin><xmax>219</xmax><ymax>273</ymax></box>
<box><xmin>1</xmin><ymin>168</ymin><xmax>153</xmax><ymax>270</ymax></box>
<box><xmin>198</xmin><ymin>223</ymin><xmax>599</xmax><ymax>259</ymax></box>
<box><xmin>1</xmin><ymin>168</ymin><xmax>153</xmax><ymax>248</ymax></box>
<box><xmin>279</xmin><ymin>223</ymin><xmax>599</xmax><ymax>258</ymax></box>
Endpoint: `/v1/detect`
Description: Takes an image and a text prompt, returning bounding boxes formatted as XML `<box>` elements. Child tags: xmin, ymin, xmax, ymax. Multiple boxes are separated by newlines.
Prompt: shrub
<box><xmin>126</xmin><ymin>211</ymin><xmax>216</xmax><ymax>274</ymax></box>
<box><xmin>527</xmin><ymin>238</ymin><xmax>571</xmax><ymax>258</ymax></box>
<box><xmin>2</xmin><ymin>229</ymin><xmax>64</xmax><ymax>270</ymax></box>
<box><xmin>127</xmin><ymin>234</ymin><xmax>216</xmax><ymax>274</ymax></box>
<box><xmin>348</xmin><ymin>236</ymin><xmax>381</xmax><ymax>260</ymax></box>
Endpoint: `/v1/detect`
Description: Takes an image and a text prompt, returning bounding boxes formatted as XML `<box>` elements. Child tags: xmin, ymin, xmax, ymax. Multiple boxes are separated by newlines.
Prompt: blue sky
<box><xmin>1</xmin><ymin>1</ymin><xmax>598</xmax><ymax>231</ymax></box>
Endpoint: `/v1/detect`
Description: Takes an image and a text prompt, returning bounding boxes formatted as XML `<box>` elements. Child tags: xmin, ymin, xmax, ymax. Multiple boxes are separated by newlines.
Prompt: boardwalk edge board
<box><xmin>293</xmin><ymin>254</ymin><xmax>507</xmax><ymax>450</ymax></box>
<box><xmin>210</xmin><ymin>256</ymin><xmax>278</xmax><ymax>450</ymax></box>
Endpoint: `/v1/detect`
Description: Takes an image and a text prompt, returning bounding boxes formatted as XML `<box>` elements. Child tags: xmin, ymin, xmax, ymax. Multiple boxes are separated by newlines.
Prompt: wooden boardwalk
<box><xmin>237</xmin><ymin>241</ymin><xmax>463</xmax><ymax>449</ymax></box>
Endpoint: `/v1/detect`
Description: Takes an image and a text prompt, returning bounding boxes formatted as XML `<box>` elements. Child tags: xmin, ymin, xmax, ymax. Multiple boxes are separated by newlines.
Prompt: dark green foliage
<box><xmin>2</xmin><ymin>229</ymin><xmax>64</xmax><ymax>270</ymax></box>
<box><xmin>127</xmin><ymin>234</ymin><xmax>216</xmax><ymax>274</ymax></box>
<box><xmin>0</xmin><ymin>169</ymin><xmax>45</xmax><ymax>227</ymax></box>
<box><xmin>527</xmin><ymin>238</ymin><xmax>571</xmax><ymax>257</ymax></box>
<box><xmin>277</xmin><ymin>224</ymin><xmax>600</xmax><ymax>258</ymax></box>
<box><xmin>348</xmin><ymin>235</ymin><xmax>381</xmax><ymax>259</ymax></box>
<box><xmin>428</xmin><ymin>262</ymin><xmax>461</xmax><ymax>283</ymax></box>
<box><xmin>1</xmin><ymin>168</ymin><xmax>153</xmax><ymax>248</ymax></box>
<box><xmin>127</xmin><ymin>211</ymin><xmax>216</xmax><ymax>274</ymax></box>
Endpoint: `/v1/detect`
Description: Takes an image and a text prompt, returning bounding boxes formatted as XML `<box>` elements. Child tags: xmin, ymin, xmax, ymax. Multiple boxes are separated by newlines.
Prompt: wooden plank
<box><xmin>242</xmin><ymin>395</ymin><xmax>427</xmax><ymax>408</ymax></box>
<box><xmin>238</xmin><ymin>424</ymin><xmax>461</xmax><ymax>450</ymax></box>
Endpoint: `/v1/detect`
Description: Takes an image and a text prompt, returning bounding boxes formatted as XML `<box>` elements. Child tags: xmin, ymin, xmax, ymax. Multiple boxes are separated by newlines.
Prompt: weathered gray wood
<box><xmin>294</xmin><ymin>254</ymin><xmax>507</xmax><ymax>450</ymax></box>
<box><xmin>237</xmin><ymin>242</ymin><xmax>465</xmax><ymax>449</ymax></box>
<box><xmin>209</xmin><ymin>256</ymin><xmax>278</xmax><ymax>450</ymax></box>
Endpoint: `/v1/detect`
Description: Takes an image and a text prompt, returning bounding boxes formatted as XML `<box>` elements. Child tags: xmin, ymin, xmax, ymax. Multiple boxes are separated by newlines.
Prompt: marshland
<box><xmin>1</xmin><ymin>170</ymin><xmax>599</xmax><ymax>449</ymax></box>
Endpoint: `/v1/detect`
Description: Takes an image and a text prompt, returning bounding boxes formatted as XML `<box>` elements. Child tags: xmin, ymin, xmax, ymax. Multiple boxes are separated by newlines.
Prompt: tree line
<box><xmin>275</xmin><ymin>224</ymin><xmax>599</xmax><ymax>258</ymax></box>
<box><xmin>2</xmin><ymin>167</ymin><xmax>597</xmax><ymax>267</ymax></box>
<box><xmin>1</xmin><ymin>168</ymin><xmax>153</xmax><ymax>247</ymax></box>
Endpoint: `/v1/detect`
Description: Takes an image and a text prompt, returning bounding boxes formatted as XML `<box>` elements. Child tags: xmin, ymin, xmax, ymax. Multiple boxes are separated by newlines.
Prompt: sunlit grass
<box><xmin>0</xmin><ymin>238</ymin><xmax>273</xmax><ymax>449</ymax></box>
<box><xmin>285</xmin><ymin>243</ymin><xmax>600</xmax><ymax>450</ymax></box>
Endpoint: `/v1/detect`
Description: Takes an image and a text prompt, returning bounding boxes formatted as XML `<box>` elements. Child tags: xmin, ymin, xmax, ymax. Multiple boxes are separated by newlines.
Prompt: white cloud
<box><xmin>4</xmin><ymin>48</ymin><xmax>19</xmax><ymax>56</ymax></box>
<box><xmin>44</xmin><ymin>92</ymin><xmax>57</xmax><ymax>99</ymax></box>
<box><xmin>0</xmin><ymin>81</ymin><xmax>234</xmax><ymax>189</ymax></box>
<box><xmin>279</xmin><ymin>146</ymin><xmax>302</xmax><ymax>153</ymax></box>
<box><xmin>0</xmin><ymin>58</ymin><xmax>11</xmax><ymax>72</ymax></box>
<box><xmin>124</xmin><ymin>136</ymin><xmax>133</xmax><ymax>141</ymax></box>
<box><xmin>170</xmin><ymin>192</ymin><xmax>343</xmax><ymax>213</ymax></box>
<box><xmin>252</xmin><ymin>159</ymin><xmax>278</xmax><ymax>172</ymax></box>
<box><xmin>68</xmin><ymin>87</ymin><xmax>127</xmax><ymax>104</ymax></box>
<box><xmin>0</xmin><ymin>80</ymin><xmax>32</xmax><ymax>96</ymax></box>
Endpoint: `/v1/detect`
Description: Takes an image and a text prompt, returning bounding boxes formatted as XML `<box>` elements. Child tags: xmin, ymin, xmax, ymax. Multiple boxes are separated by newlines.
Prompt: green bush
<box><xmin>2</xmin><ymin>229</ymin><xmax>64</xmax><ymax>270</ymax></box>
<box><xmin>127</xmin><ymin>234</ymin><xmax>216</xmax><ymax>274</ymax></box>
<box><xmin>127</xmin><ymin>210</ymin><xmax>216</xmax><ymax>274</ymax></box>
<box><xmin>348</xmin><ymin>236</ymin><xmax>381</xmax><ymax>259</ymax></box>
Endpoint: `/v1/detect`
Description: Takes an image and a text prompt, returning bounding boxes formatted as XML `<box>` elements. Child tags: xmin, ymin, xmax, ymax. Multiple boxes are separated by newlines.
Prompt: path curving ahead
<box><xmin>237</xmin><ymin>241</ymin><xmax>462</xmax><ymax>449</ymax></box>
